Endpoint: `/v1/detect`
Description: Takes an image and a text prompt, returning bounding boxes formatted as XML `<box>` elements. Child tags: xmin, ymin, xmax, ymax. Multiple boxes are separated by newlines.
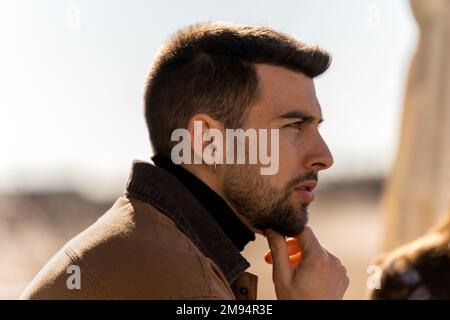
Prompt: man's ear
<box><xmin>187</xmin><ymin>114</ymin><xmax>224</xmax><ymax>165</ymax></box>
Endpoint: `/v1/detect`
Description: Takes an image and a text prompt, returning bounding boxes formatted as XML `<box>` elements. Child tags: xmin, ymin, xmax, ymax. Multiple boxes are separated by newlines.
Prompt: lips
<box><xmin>293</xmin><ymin>180</ymin><xmax>317</xmax><ymax>192</ymax></box>
<box><xmin>292</xmin><ymin>180</ymin><xmax>317</xmax><ymax>203</ymax></box>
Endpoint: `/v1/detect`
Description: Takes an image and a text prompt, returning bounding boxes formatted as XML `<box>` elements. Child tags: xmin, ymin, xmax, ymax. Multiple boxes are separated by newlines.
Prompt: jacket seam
<box><xmin>179</xmin><ymin>234</ymin><xmax>215</xmax><ymax>297</ymax></box>
<box><xmin>190</xmin><ymin>244</ymin><xmax>214</xmax><ymax>297</ymax></box>
<box><xmin>64</xmin><ymin>246</ymin><xmax>113</xmax><ymax>300</ymax></box>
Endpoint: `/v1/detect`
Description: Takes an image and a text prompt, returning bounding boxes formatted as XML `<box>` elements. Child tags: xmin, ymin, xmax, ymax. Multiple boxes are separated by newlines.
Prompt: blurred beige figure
<box><xmin>382</xmin><ymin>0</ymin><xmax>450</xmax><ymax>251</ymax></box>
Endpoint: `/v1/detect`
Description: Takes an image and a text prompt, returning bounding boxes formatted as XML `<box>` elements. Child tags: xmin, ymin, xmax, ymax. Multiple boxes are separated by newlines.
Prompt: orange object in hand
<box><xmin>264</xmin><ymin>236</ymin><xmax>302</xmax><ymax>268</ymax></box>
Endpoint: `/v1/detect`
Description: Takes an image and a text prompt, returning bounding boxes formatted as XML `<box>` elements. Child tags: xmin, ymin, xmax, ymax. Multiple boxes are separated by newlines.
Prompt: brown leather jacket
<box><xmin>19</xmin><ymin>161</ymin><xmax>258</xmax><ymax>300</ymax></box>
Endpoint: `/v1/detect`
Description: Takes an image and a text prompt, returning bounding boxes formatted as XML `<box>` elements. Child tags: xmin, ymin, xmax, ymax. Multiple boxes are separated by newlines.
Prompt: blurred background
<box><xmin>0</xmin><ymin>0</ymin><xmax>448</xmax><ymax>299</ymax></box>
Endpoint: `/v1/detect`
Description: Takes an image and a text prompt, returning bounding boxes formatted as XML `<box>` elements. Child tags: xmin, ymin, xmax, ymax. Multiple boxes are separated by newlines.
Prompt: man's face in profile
<box><xmin>223</xmin><ymin>64</ymin><xmax>334</xmax><ymax>237</ymax></box>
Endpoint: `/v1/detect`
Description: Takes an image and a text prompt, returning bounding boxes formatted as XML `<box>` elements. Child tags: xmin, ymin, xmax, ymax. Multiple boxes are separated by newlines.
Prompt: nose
<box><xmin>304</xmin><ymin>132</ymin><xmax>334</xmax><ymax>172</ymax></box>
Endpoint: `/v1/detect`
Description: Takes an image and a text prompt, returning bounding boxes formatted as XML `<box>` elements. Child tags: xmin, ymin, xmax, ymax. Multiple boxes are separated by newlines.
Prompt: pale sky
<box><xmin>0</xmin><ymin>0</ymin><xmax>418</xmax><ymax>198</ymax></box>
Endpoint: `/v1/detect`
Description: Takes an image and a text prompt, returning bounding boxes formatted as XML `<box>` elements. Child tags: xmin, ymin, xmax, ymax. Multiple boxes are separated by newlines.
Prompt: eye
<box><xmin>285</xmin><ymin>121</ymin><xmax>304</xmax><ymax>131</ymax></box>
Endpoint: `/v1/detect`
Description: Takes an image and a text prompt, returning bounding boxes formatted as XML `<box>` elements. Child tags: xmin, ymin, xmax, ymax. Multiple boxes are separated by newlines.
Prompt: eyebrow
<box><xmin>276</xmin><ymin>110</ymin><xmax>324</xmax><ymax>124</ymax></box>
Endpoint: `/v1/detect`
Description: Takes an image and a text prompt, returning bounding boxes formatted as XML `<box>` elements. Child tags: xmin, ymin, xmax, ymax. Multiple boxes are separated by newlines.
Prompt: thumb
<box><xmin>266</xmin><ymin>229</ymin><xmax>291</xmax><ymax>285</ymax></box>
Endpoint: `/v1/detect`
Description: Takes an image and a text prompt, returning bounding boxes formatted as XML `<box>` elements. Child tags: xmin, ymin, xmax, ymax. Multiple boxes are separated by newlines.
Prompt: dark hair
<box><xmin>144</xmin><ymin>22</ymin><xmax>331</xmax><ymax>156</ymax></box>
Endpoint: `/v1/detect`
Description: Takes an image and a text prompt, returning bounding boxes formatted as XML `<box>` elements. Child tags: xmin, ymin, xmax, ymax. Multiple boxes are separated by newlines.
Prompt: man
<box><xmin>20</xmin><ymin>22</ymin><xmax>349</xmax><ymax>300</ymax></box>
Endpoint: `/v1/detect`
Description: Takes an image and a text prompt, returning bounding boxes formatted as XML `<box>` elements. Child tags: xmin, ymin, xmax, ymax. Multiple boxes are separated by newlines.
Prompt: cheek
<box><xmin>279</xmin><ymin>134</ymin><xmax>303</xmax><ymax>168</ymax></box>
<box><xmin>266</xmin><ymin>143</ymin><xmax>294</xmax><ymax>191</ymax></box>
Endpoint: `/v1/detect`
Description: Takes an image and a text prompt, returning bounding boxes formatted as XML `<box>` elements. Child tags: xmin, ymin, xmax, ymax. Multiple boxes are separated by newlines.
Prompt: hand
<box><xmin>266</xmin><ymin>227</ymin><xmax>349</xmax><ymax>300</ymax></box>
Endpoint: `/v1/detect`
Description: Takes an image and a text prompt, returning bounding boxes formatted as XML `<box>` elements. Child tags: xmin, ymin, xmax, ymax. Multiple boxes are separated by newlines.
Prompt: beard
<box><xmin>223</xmin><ymin>164</ymin><xmax>317</xmax><ymax>237</ymax></box>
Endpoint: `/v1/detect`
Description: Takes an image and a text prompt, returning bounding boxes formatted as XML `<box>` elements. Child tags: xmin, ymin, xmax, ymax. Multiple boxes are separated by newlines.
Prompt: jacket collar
<box><xmin>124</xmin><ymin>160</ymin><xmax>251</xmax><ymax>284</ymax></box>
<box><xmin>151</xmin><ymin>154</ymin><xmax>256</xmax><ymax>252</ymax></box>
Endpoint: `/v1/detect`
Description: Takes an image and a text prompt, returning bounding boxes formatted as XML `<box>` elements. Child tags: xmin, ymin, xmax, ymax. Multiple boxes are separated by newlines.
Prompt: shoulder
<box><xmin>20</xmin><ymin>195</ymin><xmax>234</xmax><ymax>300</ymax></box>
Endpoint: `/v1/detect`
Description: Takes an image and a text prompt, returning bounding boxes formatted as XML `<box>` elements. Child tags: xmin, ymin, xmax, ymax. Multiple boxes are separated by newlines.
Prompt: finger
<box><xmin>323</xmin><ymin>249</ymin><xmax>349</xmax><ymax>296</ymax></box>
<box><xmin>323</xmin><ymin>249</ymin><xmax>338</xmax><ymax>263</ymax></box>
<box><xmin>296</xmin><ymin>226</ymin><xmax>324</xmax><ymax>258</ymax></box>
<box><xmin>336</xmin><ymin>274</ymin><xmax>350</xmax><ymax>300</ymax></box>
<box><xmin>324</xmin><ymin>249</ymin><xmax>345</xmax><ymax>269</ymax></box>
<box><xmin>265</xmin><ymin>229</ymin><xmax>291</xmax><ymax>284</ymax></box>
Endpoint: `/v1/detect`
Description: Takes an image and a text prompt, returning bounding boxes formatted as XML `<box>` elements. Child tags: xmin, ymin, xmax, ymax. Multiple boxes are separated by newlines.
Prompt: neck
<box><xmin>182</xmin><ymin>163</ymin><xmax>225</xmax><ymax>197</ymax></box>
